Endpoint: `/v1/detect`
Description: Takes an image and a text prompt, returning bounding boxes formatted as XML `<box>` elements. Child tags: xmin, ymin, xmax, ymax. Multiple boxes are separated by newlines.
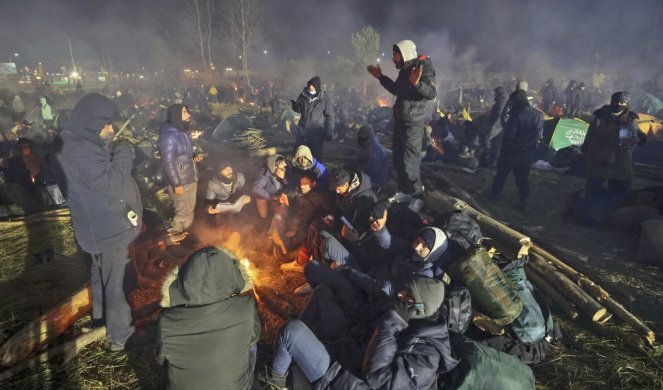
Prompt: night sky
<box><xmin>0</xmin><ymin>0</ymin><xmax>661</xmax><ymax>80</ymax></box>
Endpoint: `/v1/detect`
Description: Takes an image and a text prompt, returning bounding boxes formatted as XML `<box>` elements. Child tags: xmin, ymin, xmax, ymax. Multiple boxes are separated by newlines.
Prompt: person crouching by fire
<box><xmin>205</xmin><ymin>160</ymin><xmax>250</xmax><ymax>226</ymax></box>
<box><xmin>251</xmin><ymin>154</ymin><xmax>291</xmax><ymax>221</ymax></box>
<box><xmin>157</xmin><ymin>246</ymin><xmax>260</xmax><ymax>390</ymax></box>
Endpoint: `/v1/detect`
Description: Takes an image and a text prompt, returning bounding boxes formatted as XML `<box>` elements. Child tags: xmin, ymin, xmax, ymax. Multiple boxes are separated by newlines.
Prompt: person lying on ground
<box><xmin>259</xmin><ymin>276</ymin><xmax>458</xmax><ymax>390</ymax></box>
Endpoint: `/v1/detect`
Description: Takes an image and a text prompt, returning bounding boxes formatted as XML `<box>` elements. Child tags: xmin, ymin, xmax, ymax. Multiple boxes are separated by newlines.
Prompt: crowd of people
<box><xmin>0</xmin><ymin>36</ymin><xmax>652</xmax><ymax>390</ymax></box>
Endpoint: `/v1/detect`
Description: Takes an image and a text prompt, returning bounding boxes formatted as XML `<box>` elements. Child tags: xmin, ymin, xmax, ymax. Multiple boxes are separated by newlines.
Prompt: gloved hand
<box><xmin>392</xmin><ymin>301</ymin><xmax>410</xmax><ymax>323</ymax></box>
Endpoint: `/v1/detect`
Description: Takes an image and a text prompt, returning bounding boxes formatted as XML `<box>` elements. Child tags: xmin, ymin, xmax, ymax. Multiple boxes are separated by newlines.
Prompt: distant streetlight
<box><xmin>327</xmin><ymin>50</ymin><xmax>331</xmax><ymax>55</ymax></box>
<box><xmin>263</xmin><ymin>50</ymin><xmax>268</xmax><ymax>55</ymax></box>
<box><xmin>8</xmin><ymin>52</ymin><xmax>18</xmax><ymax>63</ymax></box>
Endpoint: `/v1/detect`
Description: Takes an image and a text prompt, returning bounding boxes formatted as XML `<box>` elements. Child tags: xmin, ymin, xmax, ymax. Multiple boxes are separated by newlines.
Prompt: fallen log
<box><xmin>521</xmin><ymin>226</ymin><xmax>636</xmax><ymax>305</ymax></box>
<box><xmin>0</xmin><ymin>326</ymin><xmax>105</xmax><ymax>382</ymax></box>
<box><xmin>530</xmin><ymin>245</ymin><xmax>637</xmax><ymax>306</ymax></box>
<box><xmin>0</xmin><ymin>285</ymin><xmax>92</xmax><ymax>367</ymax></box>
<box><xmin>528</xmin><ymin>254</ymin><xmax>607</xmax><ymax>322</ymax></box>
<box><xmin>524</xmin><ymin>267</ymin><xmax>579</xmax><ymax>320</ymax></box>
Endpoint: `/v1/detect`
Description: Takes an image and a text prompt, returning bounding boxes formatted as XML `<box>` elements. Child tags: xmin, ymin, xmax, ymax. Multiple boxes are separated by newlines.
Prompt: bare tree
<box><xmin>222</xmin><ymin>0</ymin><xmax>264</xmax><ymax>90</ymax></box>
<box><xmin>181</xmin><ymin>0</ymin><xmax>218</xmax><ymax>72</ymax></box>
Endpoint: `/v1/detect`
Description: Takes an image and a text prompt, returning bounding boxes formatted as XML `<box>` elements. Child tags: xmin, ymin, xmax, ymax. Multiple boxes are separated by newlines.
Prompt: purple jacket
<box><xmin>157</xmin><ymin>123</ymin><xmax>197</xmax><ymax>187</ymax></box>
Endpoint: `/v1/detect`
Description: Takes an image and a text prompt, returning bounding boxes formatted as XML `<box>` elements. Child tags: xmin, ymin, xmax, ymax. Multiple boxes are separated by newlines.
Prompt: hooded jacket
<box><xmin>336</xmin><ymin>171</ymin><xmax>378</xmax><ymax>237</ymax></box>
<box><xmin>157</xmin><ymin>104</ymin><xmax>197</xmax><ymax>187</ymax></box>
<box><xmin>501</xmin><ymin>94</ymin><xmax>544</xmax><ymax>153</ymax></box>
<box><xmin>40</xmin><ymin>97</ymin><xmax>54</xmax><ymax>121</ymax></box>
<box><xmin>582</xmin><ymin>105</ymin><xmax>640</xmax><ymax>181</ymax></box>
<box><xmin>292</xmin><ymin>144</ymin><xmax>328</xmax><ymax>185</ymax></box>
<box><xmin>370</xmin><ymin>226</ymin><xmax>449</xmax><ymax>296</ymax></box>
<box><xmin>157</xmin><ymin>247</ymin><xmax>260</xmax><ymax>390</ymax></box>
<box><xmin>378</xmin><ymin>40</ymin><xmax>436</xmax><ymax>122</ymax></box>
<box><xmin>252</xmin><ymin>154</ymin><xmax>287</xmax><ymax>200</ymax></box>
<box><xmin>357</xmin><ymin>126</ymin><xmax>388</xmax><ymax>187</ymax></box>
<box><xmin>292</xmin><ymin>76</ymin><xmax>335</xmax><ymax>135</ymax></box>
<box><xmin>56</xmin><ymin>93</ymin><xmax>143</xmax><ymax>253</ymax></box>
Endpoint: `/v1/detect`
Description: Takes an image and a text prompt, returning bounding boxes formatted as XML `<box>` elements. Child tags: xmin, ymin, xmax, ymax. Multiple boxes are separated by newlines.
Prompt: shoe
<box><xmin>388</xmin><ymin>191</ymin><xmax>412</xmax><ymax>204</ymax></box>
<box><xmin>293</xmin><ymin>282</ymin><xmax>312</xmax><ymax>296</ymax></box>
<box><xmin>280</xmin><ymin>260</ymin><xmax>304</xmax><ymax>273</ymax></box>
<box><xmin>408</xmin><ymin>198</ymin><xmax>424</xmax><ymax>213</ymax></box>
<box><xmin>258</xmin><ymin>366</ymin><xmax>288</xmax><ymax>389</ymax></box>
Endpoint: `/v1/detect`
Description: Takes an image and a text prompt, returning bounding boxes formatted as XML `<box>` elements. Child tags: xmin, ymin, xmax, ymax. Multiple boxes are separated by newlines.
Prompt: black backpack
<box><xmin>443</xmin><ymin>286</ymin><xmax>473</xmax><ymax>335</ymax></box>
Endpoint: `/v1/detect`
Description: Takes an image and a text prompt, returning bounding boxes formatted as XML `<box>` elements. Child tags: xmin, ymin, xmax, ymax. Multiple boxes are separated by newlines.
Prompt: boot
<box><xmin>258</xmin><ymin>366</ymin><xmax>288</xmax><ymax>389</ymax></box>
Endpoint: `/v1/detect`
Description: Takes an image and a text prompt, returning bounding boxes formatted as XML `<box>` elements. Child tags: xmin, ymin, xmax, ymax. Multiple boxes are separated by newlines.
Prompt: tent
<box><xmin>629</xmin><ymin>90</ymin><xmax>663</xmax><ymax>116</ymax></box>
<box><xmin>211</xmin><ymin>114</ymin><xmax>253</xmax><ymax>139</ymax></box>
<box><xmin>637</xmin><ymin>113</ymin><xmax>663</xmax><ymax>142</ymax></box>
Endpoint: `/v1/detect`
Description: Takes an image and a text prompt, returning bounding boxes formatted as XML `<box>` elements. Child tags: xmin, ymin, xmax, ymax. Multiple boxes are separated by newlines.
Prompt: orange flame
<box><xmin>376</xmin><ymin>97</ymin><xmax>390</xmax><ymax>107</ymax></box>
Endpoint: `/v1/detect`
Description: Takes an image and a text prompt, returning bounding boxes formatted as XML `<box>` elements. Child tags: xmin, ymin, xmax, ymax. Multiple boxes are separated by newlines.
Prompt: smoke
<box><xmin>0</xmin><ymin>0</ymin><xmax>661</xmax><ymax>92</ymax></box>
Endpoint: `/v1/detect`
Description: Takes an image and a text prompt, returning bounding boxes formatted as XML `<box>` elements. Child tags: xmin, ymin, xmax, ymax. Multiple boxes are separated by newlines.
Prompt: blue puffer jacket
<box><xmin>157</xmin><ymin>123</ymin><xmax>197</xmax><ymax>187</ymax></box>
<box><xmin>56</xmin><ymin>93</ymin><xmax>143</xmax><ymax>253</ymax></box>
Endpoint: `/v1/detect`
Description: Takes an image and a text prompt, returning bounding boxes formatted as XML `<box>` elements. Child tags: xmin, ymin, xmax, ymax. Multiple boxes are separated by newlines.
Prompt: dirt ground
<box><xmin>0</xmin><ymin>126</ymin><xmax>662</xmax><ymax>389</ymax></box>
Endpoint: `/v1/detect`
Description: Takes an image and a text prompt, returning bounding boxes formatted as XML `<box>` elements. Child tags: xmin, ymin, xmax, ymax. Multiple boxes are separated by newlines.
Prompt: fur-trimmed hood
<box><xmin>160</xmin><ymin>246</ymin><xmax>253</xmax><ymax>308</ymax></box>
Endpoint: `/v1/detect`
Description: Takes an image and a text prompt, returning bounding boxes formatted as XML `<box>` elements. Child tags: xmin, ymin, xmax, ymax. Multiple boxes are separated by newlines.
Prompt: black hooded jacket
<box><xmin>335</xmin><ymin>171</ymin><xmax>378</xmax><ymax>237</ymax></box>
<box><xmin>292</xmin><ymin>76</ymin><xmax>335</xmax><ymax>135</ymax></box>
<box><xmin>55</xmin><ymin>93</ymin><xmax>143</xmax><ymax>253</ymax></box>
<box><xmin>378</xmin><ymin>41</ymin><xmax>436</xmax><ymax>122</ymax></box>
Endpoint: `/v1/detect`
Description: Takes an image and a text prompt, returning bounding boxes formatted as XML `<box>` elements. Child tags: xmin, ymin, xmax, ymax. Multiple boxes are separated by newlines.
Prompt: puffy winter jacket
<box><xmin>56</xmin><ymin>93</ymin><xmax>143</xmax><ymax>253</ymax></box>
<box><xmin>157</xmin><ymin>123</ymin><xmax>197</xmax><ymax>187</ymax></box>
<box><xmin>378</xmin><ymin>40</ymin><xmax>436</xmax><ymax>122</ymax></box>
<box><xmin>314</xmin><ymin>310</ymin><xmax>458</xmax><ymax>389</ymax></box>
<box><xmin>252</xmin><ymin>168</ymin><xmax>285</xmax><ymax>200</ymax></box>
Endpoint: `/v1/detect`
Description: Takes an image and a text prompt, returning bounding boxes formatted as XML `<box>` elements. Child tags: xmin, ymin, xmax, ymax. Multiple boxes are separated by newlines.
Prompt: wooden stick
<box><xmin>528</xmin><ymin>254</ymin><xmax>606</xmax><ymax>322</ymax></box>
<box><xmin>0</xmin><ymin>285</ymin><xmax>92</xmax><ymax>367</ymax></box>
<box><xmin>578</xmin><ymin>279</ymin><xmax>655</xmax><ymax>346</ymax></box>
<box><xmin>0</xmin><ymin>326</ymin><xmax>105</xmax><ymax>382</ymax></box>
<box><xmin>524</xmin><ymin>267</ymin><xmax>579</xmax><ymax>320</ymax></box>
<box><xmin>255</xmin><ymin>285</ymin><xmax>298</xmax><ymax>320</ymax></box>
<box><xmin>521</xmin><ymin>227</ymin><xmax>636</xmax><ymax>305</ymax></box>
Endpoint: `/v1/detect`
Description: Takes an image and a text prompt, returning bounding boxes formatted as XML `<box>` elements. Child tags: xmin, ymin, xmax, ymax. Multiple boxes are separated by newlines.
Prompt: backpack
<box><xmin>486</xmin><ymin>254</ymin><xmax>561</xmax><ymax>365</ymax></box>
<box><xmin>443</xmin><ymin>286</ymin><xmax>472</xmax><ymax>334</ymax></box>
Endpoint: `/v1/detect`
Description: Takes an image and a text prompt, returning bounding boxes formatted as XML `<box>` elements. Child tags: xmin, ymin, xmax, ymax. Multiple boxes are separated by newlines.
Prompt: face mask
<box><xmin>308</xmin><ymin>89</ymin><xmax>317</xmax><ymax>96</ymax></box>
<box><xmin>220</xmin><ymin>175</ymin><xmax>234</xmax><ymax>185</ymax></box>
<box><xmin>610</xmin><ymin>105</ymin><xmax>626</xmax><ymax>114</ymax></box>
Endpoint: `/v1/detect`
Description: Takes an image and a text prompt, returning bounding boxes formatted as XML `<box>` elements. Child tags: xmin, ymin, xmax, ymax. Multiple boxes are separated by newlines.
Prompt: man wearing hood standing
<box><xmin>368</xmin><ymin>40</ymin><xmax>436</xmax><ymax>210</ymax></box>
<box><xmin>581</xmin><ymin>91</ymin><xmax>644</xmax><ymax>202</ymax></box>
<box><xmin>157</xmin><ymin>104</ymin><xmax>204</xmax><ymax>234</ymax></box>
<box><xmin>490</xmin><ymin>90</ymin><xmax>544</xmax><ymax>212</ymax></box>
<box><xmin>291</xmin><ymin>76</ymin><xmax>335</xmax><ymax>160</ymax></box>
<box><xmin>56</xmin><ymin>93</ymin><xmax>144</xmax><ymax>351</ymax></box>
<box><xmin>480</xmin><ymin>87</ymin><xmax>508</xmax><ymax>168</ymax></box>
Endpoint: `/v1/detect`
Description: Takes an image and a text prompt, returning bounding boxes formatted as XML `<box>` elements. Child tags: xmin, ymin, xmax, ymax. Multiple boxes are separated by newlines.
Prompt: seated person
<box><xmin>205</xmin><ymin>160</ymin><xmax>250</xmax><ymax>216</ymax></box>
<box><xmin>291</xmin><ymin>144</ymin><xmax>328</xmax><ymax>188</ymax></box>
<box><xmin>157</xmin><ymin>247</ymin><xmax>260</xmax><ymax>390</ymax></box>
<box><xmin>327</xmin><ymin>167</ymin><xmax>378</xmax><ymax>243</ymax></box>
<box><xmin>356</xmin><ymin>125</ymin><xmax>388</xmax><ymax>190</ymax></box>
<box><xmin>259</xmin><ymin>276</ymin><xmax>458</xmax><ymax>389</ymax></box>
<box><xmin>277</xmin><ymin>171</ymin><xmax>333</xmax><ymax>272</ymax></box>
<box><xmin>251</xmin><ymin>154</ymin><xmax>290</xmax><ymax>219</ymax></box>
